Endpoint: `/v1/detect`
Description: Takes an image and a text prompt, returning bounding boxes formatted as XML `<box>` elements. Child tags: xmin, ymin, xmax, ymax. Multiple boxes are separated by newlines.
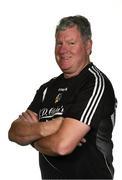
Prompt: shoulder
<box><xmin>90</xmin><ymin>64</ymin><xmax>114</xmax><ymax>91</ymax></box>
<box><xmin>78</xmin><ymin>63</ymin><xmax>104</xmax><ymax>90</ymax></box>
<box><xmin>84</xmin><ymin>63</ymin><xmax>116</xmax><ymax>101</ymax></box>
<box><xmin>37</xmin><ymin>74</ymin><xmax>63</xmax><ymax>92</ymax></box>
<box><xmin>87</xmin><ymin>63</ymin><xmax>112</xmax><ymax>88</ymax></box>
<box><xmin>89</xmin><ymin>64</ymin><xmax>116</xmax><ymax>101</ymax></box>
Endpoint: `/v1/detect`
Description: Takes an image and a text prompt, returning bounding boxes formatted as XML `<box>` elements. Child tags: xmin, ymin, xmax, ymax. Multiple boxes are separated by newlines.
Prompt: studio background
<box><xmin>0</xmin><ymin>0</ymin><xmax>121</xmax><ymax>179</ymax></box>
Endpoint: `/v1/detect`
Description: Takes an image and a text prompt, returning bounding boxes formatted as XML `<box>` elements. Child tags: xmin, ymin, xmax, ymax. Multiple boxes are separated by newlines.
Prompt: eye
<box><xmin>56</xmin><ymin>41</ymin><xmax>62</xmax><ymax>46</ymax></box>
<box><xmin>68</xmin><ymin>41</ymin><xmax>76</xmax><ymax>45</ymax></box>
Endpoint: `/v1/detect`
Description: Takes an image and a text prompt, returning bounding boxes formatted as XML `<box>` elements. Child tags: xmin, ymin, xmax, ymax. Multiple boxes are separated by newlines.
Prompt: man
<box><xmin>8</xmin><ymin>15</ymin><xmax>117</xmax><ymax>179</ymax></box>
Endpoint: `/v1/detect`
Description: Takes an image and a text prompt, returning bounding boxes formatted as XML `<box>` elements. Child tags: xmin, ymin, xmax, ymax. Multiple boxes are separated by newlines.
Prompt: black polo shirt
<box><xmin>28</xmin><ymin>63</ymin><xmax>117</xmax><ymax>179</ymax></box>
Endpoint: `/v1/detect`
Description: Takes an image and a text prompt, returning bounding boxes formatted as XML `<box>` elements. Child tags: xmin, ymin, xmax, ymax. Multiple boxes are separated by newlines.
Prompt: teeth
<box><xmin>61</xmin><ymin>56</ymin><xmax>70</xmax><ymax>60</ymax></box>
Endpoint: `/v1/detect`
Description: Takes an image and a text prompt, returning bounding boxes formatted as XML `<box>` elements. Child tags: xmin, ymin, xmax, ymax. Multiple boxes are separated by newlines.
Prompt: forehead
<box><xmin>56</xmin><ymin>26</ymin><xmax>82</xmax><ymax>40</ymax></box>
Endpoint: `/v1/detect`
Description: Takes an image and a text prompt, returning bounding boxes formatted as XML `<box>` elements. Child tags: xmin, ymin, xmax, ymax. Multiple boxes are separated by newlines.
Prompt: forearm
<box><xmin>33</xmin><ymin>134</ymin><xmax>59</xmax><ymax>156</ymax></box>
<box><xmin>8</xmin><ymin>120</ymin><xmax>41</xmax><ymax>145</ymax></box>
<box><xmin>39</xmin><ymin>117</ymin><xmax>63</xmax><ymax>137</ymax></box>
<box><xmin>8</xmin><ymin>117</ymin><xmax>63</xmax><ymax>146</ymax></box>
<box><xmin>9</xmin><ymin>131</ymin><xmax>38</xmax><ymax>146</ymax></box>
<box><xmin>33</xmin><ymin>132</ymin><xmax>74</xmax><ymax>156</ymax></box>
<box><xmin>33</xmin><ymin>118</ymin><xmax>90</xmax><ymax>156</ymax></box>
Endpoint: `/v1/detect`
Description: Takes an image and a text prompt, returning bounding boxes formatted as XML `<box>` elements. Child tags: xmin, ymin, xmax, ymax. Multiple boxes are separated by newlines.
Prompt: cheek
<box><xmin>73</xmin><ymin>47</ymin><xmax>84</xmax><ymax>58</ymax></box>
<box><xmin>55</xmin><ymin>48</ymin><xmax>61</xmax><ymax>58</ymax></box>
<box><xmin>55</xmin><ymin>49</ymin><xmax>59</xmax><ymax>59</ymax></box>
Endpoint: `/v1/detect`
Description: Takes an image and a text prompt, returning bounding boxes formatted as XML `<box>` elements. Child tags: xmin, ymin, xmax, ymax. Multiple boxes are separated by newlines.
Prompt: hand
<box><xmin>19</xmin><ymin>110</ymin><xmax>39</xmax><ymax>123</ymax></box>
<box><xmin>78</xmin><ymin>138</ymin><xmax>86</xmax><ymax>147</ymax></box>
<box><xmin>14</xmin><ymin>110</ymin><xmax>39</xmax><ymax>136</ymax></box>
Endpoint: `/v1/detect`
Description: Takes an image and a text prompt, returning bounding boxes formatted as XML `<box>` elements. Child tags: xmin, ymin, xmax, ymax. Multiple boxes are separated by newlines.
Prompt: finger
<box><xmin>22</xmin><ymin>112</ymin><xmax>31</xmax><ymax>120</ymax></box>
<box><xmin>27</xmin><ymin>110</ymin><xmax>38</xmax><ymax>117</ymax></box>
<box><xmin>18</xmin><ymin>115</ymin><xmax>28</xmax><ymax>122</ymax></box>
<box><xmin>78</xmin><ymin>138</ymin><xmax>86</xmax><ymax>147</ymax></box>
<box><xmin>26</xmin><ymin>110</ymin><xmax>38</xmax><ymax>122</ymax></box>
<box><xmin>21</xmin><ymin>112</ymin><xmax>35</xmax><ymax>123</ymax></box>
<box><xmin>80</xmin><ymin>138</ymin><xmax>86</xmax><ymax>143</ymax></box>
<box><xmin>78</xmin><ymin>142</ymin><xmax>83</xmax><ymax>147</ymax></box>
<box><xmin>19</xmin><ymin>115</ymin><xmax>22</xmax><ymax>119</ymax></box>
<box><xmin>27</xmin><ymin>110</ymin><xmax>38</xmax><ymax>116</ymax></box>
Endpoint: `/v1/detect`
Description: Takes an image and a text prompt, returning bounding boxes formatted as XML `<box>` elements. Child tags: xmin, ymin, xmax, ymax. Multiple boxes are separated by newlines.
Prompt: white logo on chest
<box><xmin>39</xmin><ymin>105</ymin><xmax>64</xmax><ymax>120</ymax></box>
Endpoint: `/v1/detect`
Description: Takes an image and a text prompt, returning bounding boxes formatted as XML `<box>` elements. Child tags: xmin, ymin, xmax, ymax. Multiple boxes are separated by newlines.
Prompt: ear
<box><xmin>85</xmin><ymin>39</ymin><xmax>92</xmax><ymax>55</ymax></box>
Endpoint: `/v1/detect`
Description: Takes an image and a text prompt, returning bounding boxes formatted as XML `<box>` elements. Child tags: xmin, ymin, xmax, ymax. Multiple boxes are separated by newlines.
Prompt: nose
<box><xmin>58</xmin><ymin>44</ymin><xmax>68</xmax><ymax>54</ymax></box>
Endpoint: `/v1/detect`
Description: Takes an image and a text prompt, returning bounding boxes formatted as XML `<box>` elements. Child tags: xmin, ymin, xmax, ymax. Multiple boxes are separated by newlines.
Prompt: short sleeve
<box><xmin>27</xmin><ymin>77</ymin><xmax>58</xmax><ymax>115</ymax></box>
<box><xmin>63</xmin><ymin>68</ymin><xmax>106</xmax><ymax>128</ymax></box>
<box><xmin>28</xmin><ymin>84</ymin><xmax>47</xmax><ymax>114</ymax></box>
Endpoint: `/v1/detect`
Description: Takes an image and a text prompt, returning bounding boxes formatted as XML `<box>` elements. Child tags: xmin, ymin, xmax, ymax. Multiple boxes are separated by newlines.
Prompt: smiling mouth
<box><xmin>59</xmin><ymin>57</ymin><xmax>72</xmax><ymax>69</ymax></box>
<box><xmin>60</xmin><ymin>56</ymin><xmax>71</xmax><ymax>60</ymax></box>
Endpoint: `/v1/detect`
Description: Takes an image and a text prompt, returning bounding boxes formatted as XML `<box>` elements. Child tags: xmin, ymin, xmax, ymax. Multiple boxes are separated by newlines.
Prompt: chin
<box><xmin>60</xmin><ymin>65</ymin><xmax>71</xmax><ymax>71</ymax></box>
<box><xmin>59</xmin><ymin>62</ymin><xmax>72</xmax><ymax>70</ymax></box>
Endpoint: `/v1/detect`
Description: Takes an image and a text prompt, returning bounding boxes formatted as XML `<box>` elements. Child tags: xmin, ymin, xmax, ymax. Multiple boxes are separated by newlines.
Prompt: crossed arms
<box><xmin>8</xmin><ymin>110</ymin><xmax>90</xmax><ymax>156</ymax></box>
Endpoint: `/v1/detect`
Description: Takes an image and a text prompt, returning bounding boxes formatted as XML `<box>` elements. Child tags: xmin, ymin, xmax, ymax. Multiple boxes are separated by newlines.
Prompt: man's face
<box><xmin>55</xmin><ymin>26</ymin><xmax>92</xmax><ymax>78</ymax></box>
